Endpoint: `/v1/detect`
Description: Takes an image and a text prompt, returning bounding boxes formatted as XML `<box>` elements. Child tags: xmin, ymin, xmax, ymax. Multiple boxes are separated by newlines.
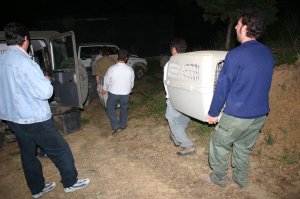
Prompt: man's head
<box><xmin>170</xmin><ymin>38</ymin><xmax>187</xmax><ymax>55</ymax></box>
<box><xmin>235</xmin><ymin>9</ymin><xmax>264</xmax><ymax>42</ymax></box>
<box><xmin>4</xmin><ymin>22</ymin><xmax>30</xmax><ymax>47</ymax></box>
<box><xmin>101</xmin><ymin>46</ymin><xmax>109</xmax><ymax>56</ymax></box>
<box><xmin>117</xmin><ymin>49</ymin><xmax>129</xmax><ymax>63</ymax></box>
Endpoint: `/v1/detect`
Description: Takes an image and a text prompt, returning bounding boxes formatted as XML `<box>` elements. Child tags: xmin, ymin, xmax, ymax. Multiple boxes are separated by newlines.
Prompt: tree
<box><xmin>195</xmin><ymin>0</ymin><xmax>278</xmax><ymax>50</ymax></box>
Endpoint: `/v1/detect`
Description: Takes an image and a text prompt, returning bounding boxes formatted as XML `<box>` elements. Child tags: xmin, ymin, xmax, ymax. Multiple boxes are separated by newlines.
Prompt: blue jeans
<box><xmin>7</xmin><ymin>119</ymin><xmax>78</xmax><ymax>195</ymax></box>
<box><xmin>106</xmin><ymin>92</ymin><xmax>130</xmax><ymax>130</ymax></box>
<box><xmin>165</xmin><ymin>99</ymin><xmax>192</xmax><ymax>148</ymax></box>
<box><xmin>209</xmin><ymin>113</ymin><xmax>266</xmax><ymax>187</ymax></box>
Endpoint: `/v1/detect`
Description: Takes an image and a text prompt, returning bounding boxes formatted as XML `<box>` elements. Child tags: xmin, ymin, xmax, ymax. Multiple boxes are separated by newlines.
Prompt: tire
<box><xmin>78</xmin><ymin>63</ymin><xmax>89</xmax><ymax>106</ymax></box>
<box><xmin>134</xmin><ymin>66</ymin><xmax>145</xmax><ymax>80</ymax></box>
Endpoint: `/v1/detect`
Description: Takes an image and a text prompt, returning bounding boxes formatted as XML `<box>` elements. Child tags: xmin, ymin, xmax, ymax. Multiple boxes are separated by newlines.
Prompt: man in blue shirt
<box><xmin>200</xmin><ymin>9</ymin><xmax>275</xmax><ymax>188</ymax></box>
<box><xmin>0</xmin><ymin>22</ymin><xmax>90</xmax><ymax>198</ymax></box>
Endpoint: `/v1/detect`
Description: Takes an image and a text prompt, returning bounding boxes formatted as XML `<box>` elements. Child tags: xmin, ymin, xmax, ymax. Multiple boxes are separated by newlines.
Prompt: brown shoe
<box><xmin>176</xmin><ymin>147</ymin><xmax>196</xmax><ymax>156</ymax></box>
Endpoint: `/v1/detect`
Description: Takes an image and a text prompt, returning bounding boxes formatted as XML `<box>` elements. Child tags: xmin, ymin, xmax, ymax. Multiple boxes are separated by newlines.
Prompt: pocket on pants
<box><xmin>214</xmin><ymin>114</ymin><xmax>236</xmax><ymax>147</ymax></box>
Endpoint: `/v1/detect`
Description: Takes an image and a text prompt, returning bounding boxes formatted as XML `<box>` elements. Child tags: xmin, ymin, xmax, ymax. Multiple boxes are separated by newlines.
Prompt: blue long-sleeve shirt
<box><xmin>0</xmin><ymin>46</ymin><xmax>53</xmax><ymax>124</ymax></box>
<box><xmin>208</xmin><ymin>40</ymin><xmax>275</xmax><ymax>118</ymax></box>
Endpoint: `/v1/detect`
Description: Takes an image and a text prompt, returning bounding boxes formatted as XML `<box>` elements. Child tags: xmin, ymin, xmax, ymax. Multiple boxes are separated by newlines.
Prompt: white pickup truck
<box><xmin>78</xmin><ymin>43</ymin><xmax>148</xmax><ymax>79</ymax></box>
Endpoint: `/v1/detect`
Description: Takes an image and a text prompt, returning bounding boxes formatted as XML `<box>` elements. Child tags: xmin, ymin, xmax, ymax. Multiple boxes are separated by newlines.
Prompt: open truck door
<box><xmin>49</xmin><ymin>31</ymin><xmax>88</xmax><ymax>109</ymax></box>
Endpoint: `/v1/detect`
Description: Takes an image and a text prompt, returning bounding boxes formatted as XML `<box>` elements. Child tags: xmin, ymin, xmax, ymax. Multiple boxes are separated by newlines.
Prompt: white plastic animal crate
<box><xmin>166</xmin><ymin>50</ymin><xmax>228</xmax><ymax>122</ymax></box>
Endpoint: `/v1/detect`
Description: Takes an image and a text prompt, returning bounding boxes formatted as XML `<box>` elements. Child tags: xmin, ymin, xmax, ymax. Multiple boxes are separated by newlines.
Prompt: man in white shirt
<box><xmin>164</xmin><ymin>38</ymin><xmax>196</xmax><ymax>156</ymax></box>
<box><xmin>102</xmin><ymin>49</ymin><xmax>135</xmax><ymax>135</ymax></box>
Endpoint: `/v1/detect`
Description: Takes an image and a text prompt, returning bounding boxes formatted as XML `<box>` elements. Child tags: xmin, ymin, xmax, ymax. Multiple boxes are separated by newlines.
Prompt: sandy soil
<box><xmin>0</xmin><ymin>63</ymin><xmax>299</xmax><ymax>199</ymax></box>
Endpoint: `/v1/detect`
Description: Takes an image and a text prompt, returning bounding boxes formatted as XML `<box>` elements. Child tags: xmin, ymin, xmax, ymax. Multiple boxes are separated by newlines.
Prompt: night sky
<box><xmin>2</xmin><ymin>0</ymin><xmax>298</xmax><ymax>25</ymax></box>
<box><xmin>1</xmin><ymin>0</ymin><xmax>299</xmax><ymax>55</ymax></box>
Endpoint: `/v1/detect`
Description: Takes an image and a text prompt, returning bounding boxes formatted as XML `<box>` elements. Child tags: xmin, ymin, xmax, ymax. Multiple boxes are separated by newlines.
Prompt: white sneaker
<box><xmin>64</xmin><ymin>178</ymin><xmax>90</xmax><ymax>193</ymax></box>
<box><xmin>32</xmin><ymin>182</ymin><xmax>56</xmax><ymax>198</ymax></box>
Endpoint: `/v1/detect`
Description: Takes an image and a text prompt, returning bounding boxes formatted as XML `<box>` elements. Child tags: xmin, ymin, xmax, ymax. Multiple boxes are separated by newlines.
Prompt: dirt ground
<box><xmin>0</xmin><ymin>62</ymin><xmax>299</xmax><ymax>199</ymax></box>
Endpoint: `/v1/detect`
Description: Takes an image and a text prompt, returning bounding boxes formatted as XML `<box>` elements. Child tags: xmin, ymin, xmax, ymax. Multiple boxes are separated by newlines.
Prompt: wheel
<box><xmin>78</xmin><ymin>63</ymin><xmax>89</xmax><ymax>105</ymax></box>
<box><xmin>134</xmin><ymin>66</ymin><xmax>144</xmax><ymax>80</ymax></box>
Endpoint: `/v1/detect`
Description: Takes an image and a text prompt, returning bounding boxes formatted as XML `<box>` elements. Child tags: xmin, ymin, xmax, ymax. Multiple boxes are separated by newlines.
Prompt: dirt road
<box><xmin>0</xmin><ymin>65</ymin><xmax>299</xmax><ymax>199</ymax></box>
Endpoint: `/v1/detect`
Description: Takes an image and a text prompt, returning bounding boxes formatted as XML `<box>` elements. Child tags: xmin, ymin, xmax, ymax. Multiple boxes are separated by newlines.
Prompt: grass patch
<box><xmin>189</xmin><ymin>119</ymin><xmax>213</xmax><ymax>146</ymax></box>
<box><xmin>255</xmin><ymin>148</ymin><xmax>263</xmax><ymax>156</ymax></box>
<box><xmin>265</xmin><ymin>133</ymin><xmax>275</xmax><ymax>145</ymax></box>
<box><xmin>139</xmin><ymin>89</ymin><xmax>166</xmax><ymax>119</ymax></box>
<box><xmin>129</xmin><ymin>86</ymin><xmax>166</xmax><ymax>122</ymax></box>
<box><xmin>271</xmin><ymin>147</ymin><xmax>300</xmax><ymax>165</ymax></box>
<box><xmin>81</xmin><ymin>118</ymin><xmax>90</xmax><ymax>125</ymax></box>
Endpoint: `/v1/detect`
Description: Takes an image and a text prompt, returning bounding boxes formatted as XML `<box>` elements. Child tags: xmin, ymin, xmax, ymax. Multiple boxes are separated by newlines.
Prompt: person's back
<box><xmin>0</xmin><ymin>26</ymin><xmax>53</xmax><ymax>124</ymax></box>
<box><xmin>103</xmin><ymin>49</ymin><xmax>134</xmax><ymax>95</ymax></box>
<box><xmin>102</xmin><ymin>49</ymin><xmax>134</xmax><ymax>134</ymax></box>
<box><xmin>210</xmin><ymin>40</ymin><xmax>274</xmax><ymax>118</ymax></box>
<box><xmin>105</xmin><ymin>62</ymin><xmax>134</xmax><ymax>95</ymax></box>
<box><xmin>95</xmin><ymin>46</ymin><xmax>116</xmax><ymax>76</ymax></box>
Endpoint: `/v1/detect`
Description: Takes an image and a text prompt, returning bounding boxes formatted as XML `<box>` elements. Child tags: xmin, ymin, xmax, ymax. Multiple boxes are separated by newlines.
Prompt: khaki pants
<box><xmin>209</xmin><ymin>113</ymin><xmax>266</xmax><ymax>187</ymax></box>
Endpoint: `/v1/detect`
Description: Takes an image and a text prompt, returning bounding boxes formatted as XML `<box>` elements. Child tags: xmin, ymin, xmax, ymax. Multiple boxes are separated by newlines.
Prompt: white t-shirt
<box><xmin>103</xmin><ymin>62</ymin><xmax>135</xmax><ymax>95</ymax></box>
<box><xmin>163</xmin><ymin>61</ymin><xmax>170</xmax><ymax>98</ymax></box>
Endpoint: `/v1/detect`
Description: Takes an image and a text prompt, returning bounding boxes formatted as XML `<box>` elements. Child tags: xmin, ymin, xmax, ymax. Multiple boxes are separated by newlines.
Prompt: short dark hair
<box><xmin>4</xmin><ymin>22</ymin><xmax>30</xmax><ymax>46</ymax></box>
<box><xmin>117</xmin><ymin>49</ymin><xmax>128</xmax><ymax>62</ymax></box>
<box><xmin>101</xmin><ymin>46</ymin><xmax>109</xmax><ymax>56</ymax></box>
<box><xmin>239</xmin><ymin>9</ymin><xmax>265</xmax><ymax>39</ymax></box>
<box><xmin>170</xmin><ymin>38</ymin><xmax>187</xmax><ymax>53</ymax></box>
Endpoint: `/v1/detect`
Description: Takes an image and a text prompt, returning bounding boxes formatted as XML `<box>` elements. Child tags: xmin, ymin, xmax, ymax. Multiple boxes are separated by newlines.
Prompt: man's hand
<box><xmin>101</xmin><ymin>89</ymin><xmax>107</xmax><ymax>95</ymax></box>
<box><xmin>205</xmin><ymin>114</ymin><xmax>219</xmax><ymax>125</ymax></box>
<box><xmin>44</xmin><ymin>73</ymin><xmax>51</xmax><ymax>80</ymax></box>
<box><xmin>96</xmin><ymin>84</ymin><xmax>101</xmax><ymax>92</ymax></box>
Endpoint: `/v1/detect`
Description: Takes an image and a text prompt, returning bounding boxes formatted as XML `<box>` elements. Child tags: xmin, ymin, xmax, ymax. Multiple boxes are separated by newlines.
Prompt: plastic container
<box><xmin>166</xmin><ymin>50</ymin><xmax>227</xmax><ymax>122</ymax></box>
<box><xmin>54</xmin><ymin>108</ymin><xmax>81</xmax><ymax>135</ymax></box>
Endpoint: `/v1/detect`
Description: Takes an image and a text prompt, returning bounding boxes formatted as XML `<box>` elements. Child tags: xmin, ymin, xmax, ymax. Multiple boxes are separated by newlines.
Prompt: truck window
<box><xmin>108</xmin><ymin>46</ymin><xmax>119</xmax><ymax>54</ymax></box>
<box><xmin>52</xmin><ymin>35</ymin><xmax>75</xmax><ymax>70</ymax></box>
<box><xmin>80</xmin><ymin>46</ymin><xmax>101</xmax><ymax>59</ymax></box>
<box><xmin>30</xmin><ymin>40</ymin><xmax>50</xmax><ymax>74</ymax></box>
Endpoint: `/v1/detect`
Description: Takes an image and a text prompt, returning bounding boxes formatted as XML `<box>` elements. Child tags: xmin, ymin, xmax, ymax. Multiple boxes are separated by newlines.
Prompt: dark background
<box><xmin>1</xmin><ymin>0</ymin><xmax>299</xmax><ymax>57</ymax></box>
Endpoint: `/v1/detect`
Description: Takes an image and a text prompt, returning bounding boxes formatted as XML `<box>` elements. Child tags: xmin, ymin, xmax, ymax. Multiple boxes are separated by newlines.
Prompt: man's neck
<box><xmin>241</xmin><ymin>37</ymin><xmax>256</xmax><ymax>44</ymax></box>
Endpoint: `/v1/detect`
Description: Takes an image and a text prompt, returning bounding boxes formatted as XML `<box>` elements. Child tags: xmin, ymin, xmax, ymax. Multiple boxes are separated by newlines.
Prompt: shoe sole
<box><xmin>32</xmin><ymin>182</ymin><xmax>56</xmax><ymax>198</ymax></box>
<box><xmin>231</xmin><ymin>177</ymin><xmax>247</xmax><ymax>189</ymax></box>
<box><xmin>177</xmin><ymin>150</ymin><xmax>196</xmax><ymax>156</ymax></box>
<box><xmin>64</xmin><ymin>179</ymin><xmax>90</xmax><ymax>193</ymax></box>
<box><xmin>199</xmin><ymin>174</ymin><xmax>226</xmax><ymax>188</ymax></box>
<box><xmin>112</xmin><ymin>129</ymin><xmax>122</xmax><ymax>136</ymax></box>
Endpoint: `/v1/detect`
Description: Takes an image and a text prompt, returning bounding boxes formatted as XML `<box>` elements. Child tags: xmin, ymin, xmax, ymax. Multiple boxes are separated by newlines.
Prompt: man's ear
<box><xmin>24</xmin><ymin>36</ymin><xmax>29</xmax><ymax>42</ymax></box>
<box><xmin>241</xmin><ymin>25</ymin><xmax>248</xmax><ymax>36</ymax></box>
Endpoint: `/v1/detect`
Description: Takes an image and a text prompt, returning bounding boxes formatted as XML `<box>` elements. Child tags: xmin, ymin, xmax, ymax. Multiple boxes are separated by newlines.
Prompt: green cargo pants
<box><xmin>209</xmin><ymin>113</ymin><xmax>266</xmax><ymax>188</ymax></box>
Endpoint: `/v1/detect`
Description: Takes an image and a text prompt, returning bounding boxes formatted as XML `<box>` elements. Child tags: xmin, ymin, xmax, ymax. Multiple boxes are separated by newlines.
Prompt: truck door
<box><xmin>49</xmin><ymin>31</ymin><xmax>88</xmax><ymax>109</ymax></box>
